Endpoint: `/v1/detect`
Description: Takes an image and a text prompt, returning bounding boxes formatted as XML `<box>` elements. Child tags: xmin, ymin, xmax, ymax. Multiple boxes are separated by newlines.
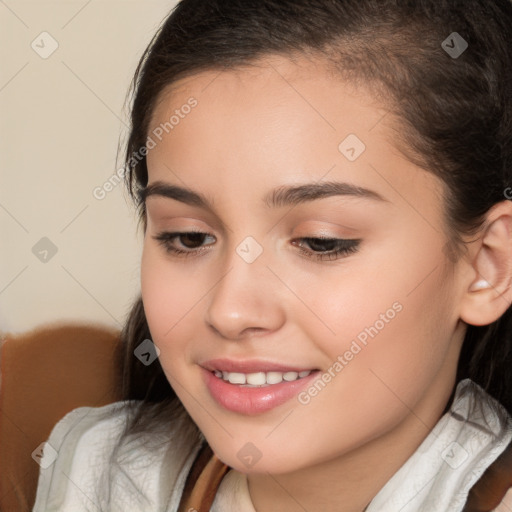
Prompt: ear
<box><xmin>459</xmin><ymin>200</ymin><xmax>512</xmax><ymax>326</ymax></box>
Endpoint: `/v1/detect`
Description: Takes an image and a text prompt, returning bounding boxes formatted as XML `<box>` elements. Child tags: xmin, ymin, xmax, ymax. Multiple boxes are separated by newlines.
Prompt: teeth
<box><xmin>214</xmin><ymin>369</ymin><xmax>312</xmax><ymax>386</ymax></box>
<box><xmin>227</xmin><ymin>372</ymin><xmax>246</xmax><ymax>384</ymax></box>
<box><xmin>246</xmin><ymin>372</ymin><xmax>266</xmax><ymax>385</ymax></box>
<box><xmin>266</xmin><ymin>372</ymin><xmax>283</xmax><ymax>384</ymax></box>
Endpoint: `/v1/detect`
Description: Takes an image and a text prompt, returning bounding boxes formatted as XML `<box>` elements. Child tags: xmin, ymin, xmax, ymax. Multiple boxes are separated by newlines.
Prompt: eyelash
<box><xmin>152</xmin><ymin>231</ymin><xmax>361</xmax><ymax>261</ymax></box>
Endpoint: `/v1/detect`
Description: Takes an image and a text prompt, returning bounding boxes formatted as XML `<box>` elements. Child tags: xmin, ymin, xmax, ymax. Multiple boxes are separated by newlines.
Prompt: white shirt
<box><xmin>32</xmin><ymin>379</ymin><xmax>512</xmax><ymax>512</ymax></box>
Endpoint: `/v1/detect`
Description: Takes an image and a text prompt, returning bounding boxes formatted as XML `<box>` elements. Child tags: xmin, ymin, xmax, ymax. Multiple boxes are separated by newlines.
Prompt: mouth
<box><xmin>200</xmin><ymin>359</ymin><xmax>320</xmax><ymax>414</ymax></box>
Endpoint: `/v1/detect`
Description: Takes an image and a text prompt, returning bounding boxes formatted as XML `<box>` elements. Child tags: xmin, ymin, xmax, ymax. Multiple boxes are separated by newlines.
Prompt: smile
<box><xmin>200</xmin><ymin>359</ymin><xmax>319</xmax><ymax>414</ymax></box>
<box><xmin>213</xmin><ymin>369</ymin><xmax>312</xmax><ymax>386</ymax></box>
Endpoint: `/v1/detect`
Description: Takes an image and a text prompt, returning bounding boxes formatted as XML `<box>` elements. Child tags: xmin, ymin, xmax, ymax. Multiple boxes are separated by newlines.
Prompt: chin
<box><xmin>209</xmin><ymin>440</ymin><xmax>308</xmax><ymax>475</ymax></box>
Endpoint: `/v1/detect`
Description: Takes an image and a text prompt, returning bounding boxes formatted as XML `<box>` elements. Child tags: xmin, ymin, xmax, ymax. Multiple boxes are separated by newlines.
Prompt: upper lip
<box><xmin>201</xmin><ymin>358</ymin><xmax>316</xmax><ymax>373</ymax></box>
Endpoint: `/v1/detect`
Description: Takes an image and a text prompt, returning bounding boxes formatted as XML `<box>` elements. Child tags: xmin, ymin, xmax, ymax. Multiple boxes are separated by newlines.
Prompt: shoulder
<box><xmin>32</xmin><ymin>401</ymin><xmax>138</xmax><ymax>512</ymax></box>
<box><xmin>32</xmin><ymin>401</ymin><xmax>202</xmax><ymax>512</ymax></box>
<box><xmin>38</xmin><ymin>400</ymin><xmax>132</xmax><ymax>462</ymax></box>
<box><xmin>367</xmin><ymin>379</ymin><xmax>512</xmax><ymax>511</ymax></box>
<box><xmin>450</xmin><ymin>380</ymin><xmax>512</xmax><ymax>511</ymax></box>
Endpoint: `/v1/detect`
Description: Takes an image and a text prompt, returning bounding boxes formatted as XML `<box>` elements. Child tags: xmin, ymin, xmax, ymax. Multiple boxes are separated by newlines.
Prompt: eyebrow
<box><xmin>138</xmin><ymin>180</ymin><xmax>387</xmax><ymax>209</ymax></box>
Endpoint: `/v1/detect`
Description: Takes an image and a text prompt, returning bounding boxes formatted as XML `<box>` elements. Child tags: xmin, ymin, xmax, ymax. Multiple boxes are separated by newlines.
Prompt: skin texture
<box><xmin>140</xmin><ymin>54</ymin><xmax>512</xmax><ymax>511</ymax></box>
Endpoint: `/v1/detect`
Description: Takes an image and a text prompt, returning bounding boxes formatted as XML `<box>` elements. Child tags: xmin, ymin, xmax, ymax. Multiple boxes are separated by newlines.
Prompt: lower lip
<box><xmin>201</xmin><ymin>367</ymin><xmax>318</xmax><ymax>415</ymax></box>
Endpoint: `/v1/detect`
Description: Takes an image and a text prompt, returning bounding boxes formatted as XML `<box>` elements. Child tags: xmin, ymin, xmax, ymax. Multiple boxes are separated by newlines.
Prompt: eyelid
<box><xmin>144</xmin><ymin>201</ymin><xmax>366</xmax><ymax>237</ymax></box>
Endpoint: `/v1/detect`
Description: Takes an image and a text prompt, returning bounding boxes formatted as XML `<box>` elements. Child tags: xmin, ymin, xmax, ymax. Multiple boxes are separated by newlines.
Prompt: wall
<box><xmin>0</xmin><ymin>0</ymin><xmax>179</xmax><ymax>333</ymax></box>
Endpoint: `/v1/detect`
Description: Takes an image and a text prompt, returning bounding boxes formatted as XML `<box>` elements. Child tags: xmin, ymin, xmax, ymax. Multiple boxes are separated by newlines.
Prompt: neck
<box><xmin>245</xmin><ymin>382</ymin><xmax>453</xmax><ymax>512</ymax></box>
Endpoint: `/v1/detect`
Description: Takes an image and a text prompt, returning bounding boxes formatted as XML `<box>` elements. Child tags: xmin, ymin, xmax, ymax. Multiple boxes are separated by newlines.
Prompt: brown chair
<box><xmin>0</xmin><ymin>323</ymin><xmax>122</xmax><ymax>512</ymax></box>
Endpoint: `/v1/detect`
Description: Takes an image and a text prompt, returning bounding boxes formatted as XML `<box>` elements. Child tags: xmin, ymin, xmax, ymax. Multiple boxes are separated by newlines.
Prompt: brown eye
<box><xmin>153</xmin><ymin>231</ymin><xmax>215</xmax><ymax>257</ymax></box>
<box><xmin>292</xmin><ymin>237</ymin><xmax>361</xmax><ymax>261</ymax></box>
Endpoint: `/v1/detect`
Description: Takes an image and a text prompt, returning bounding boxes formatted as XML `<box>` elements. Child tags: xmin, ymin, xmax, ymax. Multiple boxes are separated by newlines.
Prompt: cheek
<box><xmin>140</xmin><ymin>245</ymin><xmax>170</xmax><ymax>336</ymax></box>
<box><xmin>284</xmin><ymin>274</ymin><xmax>456</xmax><ymax>459</ymax></box>
<box><xmin>303</xmin><ymin>238</ymin><xmax>456</xmax><ymax>398</ymax></box>
<box><xmin>140</xmin><ymin>244</ymin><xmax>200</xmax><ymax>361</ymax></box>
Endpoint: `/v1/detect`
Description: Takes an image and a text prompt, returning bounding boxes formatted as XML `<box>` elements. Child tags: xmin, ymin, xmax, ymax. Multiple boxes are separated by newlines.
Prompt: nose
<box><xmin>204</xmin><ymin>243</ymin><xmax>286</xmax><ymax>341</ymax></box>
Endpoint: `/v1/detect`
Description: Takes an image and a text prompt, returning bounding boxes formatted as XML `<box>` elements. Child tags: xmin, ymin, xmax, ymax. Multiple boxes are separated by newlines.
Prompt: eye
<box><xmin>152</xmin><ymin>231</ymin><xmax>361</xmax><ymax>261</ymax></box>
<box><xmin>291</xmin><ymin>236</ymin><xmax>360</xmax><ymax>261</ymax></box>
<box><xmin>153</xmin><ymin>231</ymin><xmax>215</xmax><ymax>258</ymax></box>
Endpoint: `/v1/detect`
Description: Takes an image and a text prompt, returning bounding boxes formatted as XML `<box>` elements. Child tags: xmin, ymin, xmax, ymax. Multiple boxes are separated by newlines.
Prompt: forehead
<box><xmin>144</xmin><ymin>53</ymin><xmax>445</xmax><ymax>228</ymax></box>
<box><xmin>147</xmin><ymin>54</ymin><xmax>384</xmax><ymax>169</ymax></box>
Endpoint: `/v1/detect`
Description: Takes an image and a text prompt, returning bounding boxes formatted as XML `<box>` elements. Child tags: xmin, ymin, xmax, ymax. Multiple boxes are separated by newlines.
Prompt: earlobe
<box><xmin>459</xmin><ymin>200</ymin><xmax>512</xmax><ymax>327</ymax></box>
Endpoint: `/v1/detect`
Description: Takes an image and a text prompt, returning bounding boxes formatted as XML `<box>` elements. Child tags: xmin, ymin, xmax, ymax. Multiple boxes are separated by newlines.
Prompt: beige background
<box><xmin>0</xmin><ymin>1</ymin><xmax>179</xmax><ymax>334</ymax></box>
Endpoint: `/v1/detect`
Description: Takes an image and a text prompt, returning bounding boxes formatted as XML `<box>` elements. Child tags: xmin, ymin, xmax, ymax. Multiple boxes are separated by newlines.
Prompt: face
<box><xmin>140</xmin><ymin>54</ymin><xmax>466</xmax><ymax>475</ymax></box>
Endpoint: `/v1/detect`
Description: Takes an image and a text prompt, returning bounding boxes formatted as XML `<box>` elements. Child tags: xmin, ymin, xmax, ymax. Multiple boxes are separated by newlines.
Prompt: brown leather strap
<box><xmin>178</xmin><ymin>442</ymin><xmax>230</xmax><ymax>512</ymax></box>
<box><xmin>463</xmin><ymin>438</ymin><xmax>512</xmax><ymax>511</ymax></box>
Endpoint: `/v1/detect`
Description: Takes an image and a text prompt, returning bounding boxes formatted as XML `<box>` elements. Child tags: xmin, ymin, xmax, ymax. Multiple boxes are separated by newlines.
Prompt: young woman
<box><xmin>33</xmin><ymin>1</ymin><xmax>512</xmax><ymax>510</ymax></box>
